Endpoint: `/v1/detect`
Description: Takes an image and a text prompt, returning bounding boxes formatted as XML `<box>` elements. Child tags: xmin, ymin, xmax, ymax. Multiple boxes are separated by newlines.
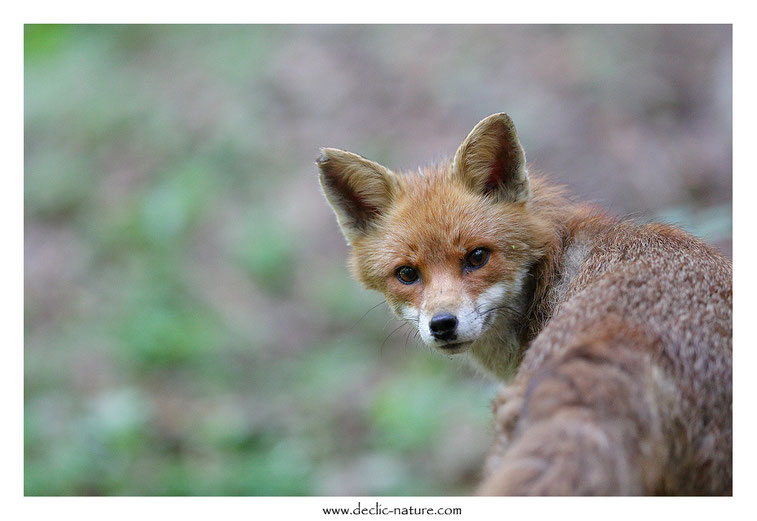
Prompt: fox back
<box><xmin>318</xmin><ymin>113</ymin><xmax>732</xmax><ymax>495</ymax></box>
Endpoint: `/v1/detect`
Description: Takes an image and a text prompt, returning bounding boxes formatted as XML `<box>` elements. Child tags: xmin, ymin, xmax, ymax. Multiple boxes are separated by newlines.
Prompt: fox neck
<box><xmin>467</xmin><ymin>176</ymin><xmax>588</xmax><ymax>380</ymax></box>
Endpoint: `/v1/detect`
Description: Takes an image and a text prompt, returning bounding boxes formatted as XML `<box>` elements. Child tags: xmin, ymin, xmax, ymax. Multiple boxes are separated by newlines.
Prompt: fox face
<box><xmin>319</xmin><ymin>114</ymin><xmax>553</xmax><ymax>376</ymax></box>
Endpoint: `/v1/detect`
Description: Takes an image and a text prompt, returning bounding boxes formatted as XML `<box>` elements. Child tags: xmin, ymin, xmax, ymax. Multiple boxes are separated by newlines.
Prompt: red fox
<box><xmin>317</xmin><ymin>113</ymin><xmax>732</xmax><ymax>495</ymax></box>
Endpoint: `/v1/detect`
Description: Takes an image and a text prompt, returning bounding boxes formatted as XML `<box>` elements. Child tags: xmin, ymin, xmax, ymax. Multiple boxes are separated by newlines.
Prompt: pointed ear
<box><xmin>452</xmin><ymin>113</ymin><xmax>530</xmax><ymax>203</ymax></box>
<box><xmin>317</xmin><ymin>147</ymin><xmax>396</xmax><ymax>244</ymax></box>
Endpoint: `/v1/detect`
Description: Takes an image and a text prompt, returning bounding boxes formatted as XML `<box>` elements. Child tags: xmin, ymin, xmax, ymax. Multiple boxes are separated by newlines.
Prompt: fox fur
<box><xmin>317</xmin><ymin>113</ymin><xmax>732</xmax><ymax>495</ymax></box>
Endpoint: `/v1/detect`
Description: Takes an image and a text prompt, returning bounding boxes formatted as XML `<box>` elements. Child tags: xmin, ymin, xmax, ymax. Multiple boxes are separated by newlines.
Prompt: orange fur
<box><xmin>318</xmin><ymin>113</ymin><xmax>731</xmax><ymax>495</ymax></box>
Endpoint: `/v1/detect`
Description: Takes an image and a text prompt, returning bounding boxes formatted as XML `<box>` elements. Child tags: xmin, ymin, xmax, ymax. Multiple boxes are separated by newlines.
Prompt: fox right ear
<box><xmin>317</xmin><ymin>148</ymin><xmax>396</xmax><ymax>244</ymax></box>
<box><xmin>453</xmin><ymin>113</ymin><xmax>530</xmax><ymax>203</ymax></box>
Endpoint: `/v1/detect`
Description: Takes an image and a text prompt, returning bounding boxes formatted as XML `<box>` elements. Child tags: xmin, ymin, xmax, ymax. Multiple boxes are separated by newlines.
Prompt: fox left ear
<box><xmin>453</xmin><ymin>113</ymin><xmax>530</xmax><ymax>203</ymax></box>
<box><xmin>317</xmin><ymin>148</ymin><xmax>396</xmax><ymax>244</ymax></box>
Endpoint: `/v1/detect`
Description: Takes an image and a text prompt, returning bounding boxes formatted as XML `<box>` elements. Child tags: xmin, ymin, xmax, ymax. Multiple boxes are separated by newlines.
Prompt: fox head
<box><xmin>318</xmin><ymin>113</ymin><xmax>553</xmax><ymax>375</ymax></box>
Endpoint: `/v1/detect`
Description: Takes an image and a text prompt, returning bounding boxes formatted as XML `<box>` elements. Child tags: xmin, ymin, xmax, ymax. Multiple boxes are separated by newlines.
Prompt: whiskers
<box><xmin>403</xmin><ymin>326</ymin><xmax>421</xmax><ymax>351</ymax></box>
<box><xmin>381</xmin><ymin>314</ymin><xmax>422</xmax><ymax>354</ymax></box>
<box><xmin>475</xmin><ymin>301</ymin><xmax>520</xmax><ymax>326</ymax></box>
<box><xmin>351</xmin><ymin>300</ymin><xmax>388</xmax><ymax>330</ymax></box>
<box><xmin>381</xmin><ymin>322</ymin><xmax>408</xmax><ymax>351</ymax></box>
<box><xmin>351</xmin><ymin>299</ymin><xmax>422</xmax><ymax>355</ymax></box>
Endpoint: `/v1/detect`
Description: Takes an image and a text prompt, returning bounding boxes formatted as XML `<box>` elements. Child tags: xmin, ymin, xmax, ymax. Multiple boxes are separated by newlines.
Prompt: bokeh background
<box><xmin>24</xmin><ymin>25</ymin><xmax>732</xmax><ymax>496</ymax></box>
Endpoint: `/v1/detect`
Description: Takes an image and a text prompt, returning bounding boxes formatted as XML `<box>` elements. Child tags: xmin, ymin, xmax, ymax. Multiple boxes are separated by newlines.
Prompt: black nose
<box><xmin>429</xmin><ymin>313</ymin><xmax>458</xmax><ymax>340</ymax></box>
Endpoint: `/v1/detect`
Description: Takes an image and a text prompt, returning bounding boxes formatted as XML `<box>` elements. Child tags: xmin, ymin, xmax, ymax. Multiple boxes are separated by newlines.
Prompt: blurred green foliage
<box><xmin>24</xmin><ymin>25</ymin><xmax>496</xmax><ymax>496</ymax></box>
<box><xmin>24</xmin><ymin>24</ymin><xmax>730</xmax><ymax>496</ymax></box>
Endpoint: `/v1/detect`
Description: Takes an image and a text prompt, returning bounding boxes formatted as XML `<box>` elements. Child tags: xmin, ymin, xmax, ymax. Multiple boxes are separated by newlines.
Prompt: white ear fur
<box><xmin>317</xmin><ymin>148</ymin><xmax>396</xmax><ymax>244</ymax></box>
<box><xmin>452</xmin><ymin>113</ymin><xmax>530</xmax><ymax>203</ymax></box>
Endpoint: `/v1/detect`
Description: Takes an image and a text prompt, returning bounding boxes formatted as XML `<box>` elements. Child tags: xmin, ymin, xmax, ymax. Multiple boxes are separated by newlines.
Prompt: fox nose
<box><xmin>429</xmin><ymin>313</ymin><xmax>458</xmax><ymax>340</ymax></box>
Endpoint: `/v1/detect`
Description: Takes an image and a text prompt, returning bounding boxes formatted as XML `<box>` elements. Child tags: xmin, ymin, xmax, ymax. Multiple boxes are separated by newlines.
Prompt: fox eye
<box><xmin>395</xmin><ymin>266</ymin><xmax>420</xmax><ymax>284</ymax></box>
<box><xmin>465</xmin><ymin>247</ymin><xmax>490</xmax><ymax>269</ymax></box>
